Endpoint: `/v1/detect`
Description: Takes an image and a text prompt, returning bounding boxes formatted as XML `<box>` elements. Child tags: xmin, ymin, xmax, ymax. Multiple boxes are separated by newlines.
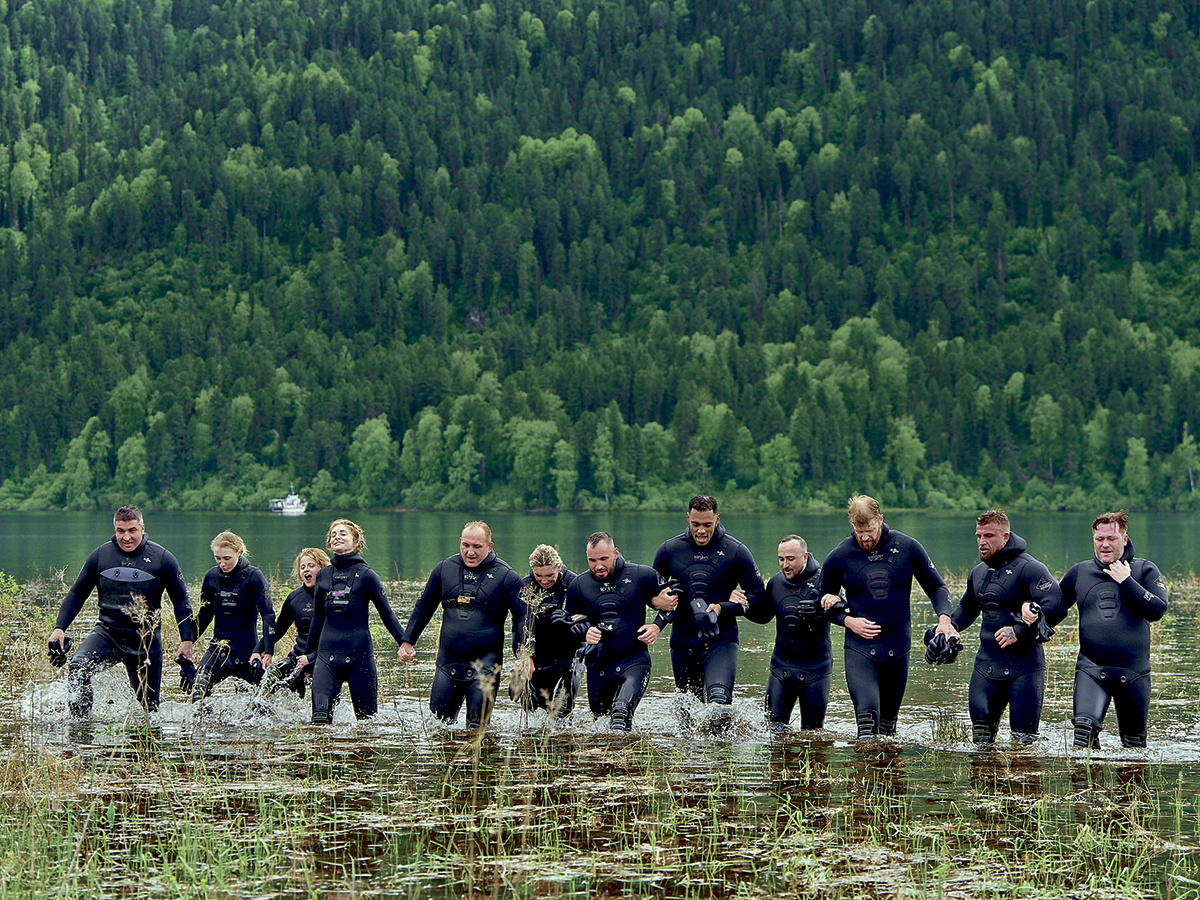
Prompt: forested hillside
<box><xmin>2</xmin><ymin>0</ymin><xmax>1200</xmax><ymax>512</ymax></box>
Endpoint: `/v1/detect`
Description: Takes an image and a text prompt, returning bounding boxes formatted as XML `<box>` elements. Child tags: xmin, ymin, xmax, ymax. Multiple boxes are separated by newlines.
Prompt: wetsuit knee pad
<box><xmin>1120</xmin><ymin>732</ymin><xmax>1147</xmax><ymax>748</ymax></box>
<box><xmin>609</xmin><ymin>701</ymin><xmax>632</xmax><ymax>732</ymax></box>
<box><xmin>1010</xmin><ymin>730</ymin><xmax>1038</xmax><ymax>746</ymax></box>
<box><xmin>1073</xmin><ymin>715</ymin><xmax>1102</xmax><ymax>749</ymax></box>
<box><xmin>879</xmin><ymin>716</ymin><xmax>897</xmax><ymax>737</ymax></box>
<box><xmin>705</xmin><ymin>684</ymin><xmax>731</xmax><ymax>705</ymax></box>
<box><xmin>972</xmin><ymin>721</ymin><xmax>997</xmax><ymax>745</ymax></box>
<box><xmin>856</xmin><ymin>711</ymin><xmax>879</xmax><ymax>740</ymax></box>
<box><xmin>311</xmin><ymin>710</ymin><xmax>333</xmax><ymax>725</ymax></box>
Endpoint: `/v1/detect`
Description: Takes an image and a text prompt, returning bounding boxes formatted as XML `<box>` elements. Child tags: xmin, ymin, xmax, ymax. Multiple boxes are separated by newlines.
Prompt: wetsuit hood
<box><xmin>1094</xmin><ymin>535</ymin><xmax>1136</xmax><ymax>567</ymax></box>
<box><xmin>332</xmin><ymin>552</ymin><xmax>367</xmax><ymax>567</ymax></box>
<box><xmin>787</xmin><ymin>552</ymin><xmax>821</xmax><ymax>583</ymax></box>
<box><xmin>593</xmin><ymin>553</ymin><xmax>626</xmax><ymax>583</ymax></box>
<box><xmin>109</xmin><ymin>534</ymin><xmax>149</xmax><ymax>557</ymax></box>
<box><xmin>685</xmin><ymin>522</ymin><xmax>727</xmax><ymax>549</ymax></box>
<box><xmin>984</xmin><ymin>532</ymin><xmax>1027</xmax><ymax>569</ymax></box>
<box><xmin>847</xmin><ymin>522</ymin><xmax>890</xmax><ymax>550</ymax></box>
<box><xmin>462</xmin><ymin>549</ymin><xmax>497</xmax><ymax>572</ymax></box>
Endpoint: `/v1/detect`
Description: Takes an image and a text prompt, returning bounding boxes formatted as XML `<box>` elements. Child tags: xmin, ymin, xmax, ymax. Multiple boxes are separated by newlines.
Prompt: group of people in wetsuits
<box><xmin>47</xmin><ymin>495</ymin><xmax>1169</xmax><ymax>748</ymax></box>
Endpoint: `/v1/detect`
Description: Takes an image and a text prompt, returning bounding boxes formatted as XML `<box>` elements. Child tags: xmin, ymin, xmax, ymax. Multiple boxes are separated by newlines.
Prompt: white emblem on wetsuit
<box><xmin>717</xmin><ymin>551</ymin><xmax>725</xmax><ymax>557</ymax></box>
<box><xmin>1037</xmin><ymin>576</ymin><xmax>1054</xmax><ymax>592</ymax></box>
<box><xmin>486</xmin><ymin>573</ymin><xmax>494</xmax><ymax>579</ymax></box>
<box><xmin>1006</xmin><ymin>569</ymin><xmax>1013</xmax><ymax>575</ymax></box>
<box><xmin>1155</xmin><ymin>577</ymin><xmax>1166</xmax><ymax>592</ymax></box>
<box><xmin>890</xmin><ymin>547</ymin><xmax>899</xmax><ymax>555</ymax></box>
<box><xmin>622</xmin><ymin>578</ymin><xmax>631</xmax><ymax>584</ymax></box>
<box><xmin>143</xmin><ymin>557</ymin><xmax>152</xmax><ymax>563</ymax></box>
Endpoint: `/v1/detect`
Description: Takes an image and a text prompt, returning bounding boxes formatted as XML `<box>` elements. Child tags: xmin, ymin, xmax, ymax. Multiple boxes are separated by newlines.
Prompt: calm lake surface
<box><xmin>6</xmin><ymin>508</ymin><xmax>1200</xmax><ymax>584</ymax></box>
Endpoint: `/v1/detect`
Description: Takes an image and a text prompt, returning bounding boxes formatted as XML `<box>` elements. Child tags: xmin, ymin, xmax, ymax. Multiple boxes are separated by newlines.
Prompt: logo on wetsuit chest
<box><xmin>217</xmin><ymin>588</ymin><xmax>239</xmax><ymax>610</ymax></box>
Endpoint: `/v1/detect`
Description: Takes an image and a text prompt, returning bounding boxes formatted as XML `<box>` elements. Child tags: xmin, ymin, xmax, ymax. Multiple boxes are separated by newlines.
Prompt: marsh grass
<box><xmin>1</xmin><ymin>574</ymin><xmax>1199</xmax><ymax>898</ymax></box>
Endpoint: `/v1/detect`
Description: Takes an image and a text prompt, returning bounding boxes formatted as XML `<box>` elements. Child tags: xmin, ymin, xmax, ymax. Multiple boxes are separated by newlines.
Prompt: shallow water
<box><xmin>4</xmin><ymin>582</ymin><xmax>1200</xmax><ymax>898</ymax></box>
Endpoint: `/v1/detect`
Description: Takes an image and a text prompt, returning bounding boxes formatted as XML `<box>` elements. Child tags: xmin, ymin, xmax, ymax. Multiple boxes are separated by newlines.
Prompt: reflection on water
<box><xmin>4</xmin><ymin>587</ymin><xmax>1200</xmax><ymax>898</ymax></box>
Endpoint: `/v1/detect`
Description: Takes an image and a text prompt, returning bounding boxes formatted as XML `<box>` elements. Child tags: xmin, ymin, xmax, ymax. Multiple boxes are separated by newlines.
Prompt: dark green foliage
<box><xmin>1</xmin><ymin>0</ymin><xmax>1200</xmax><ymax>510</ymax></box>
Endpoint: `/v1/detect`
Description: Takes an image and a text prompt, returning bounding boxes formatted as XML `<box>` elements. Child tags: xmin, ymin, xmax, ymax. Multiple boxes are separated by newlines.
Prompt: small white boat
<box><xmin>268</xmin><ymin>488</ymin><xmax>308</xmax><ymax>515</ymax></box>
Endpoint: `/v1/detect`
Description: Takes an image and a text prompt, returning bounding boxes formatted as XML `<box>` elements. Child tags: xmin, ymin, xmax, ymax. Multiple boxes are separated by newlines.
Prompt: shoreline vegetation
<box><xmin>2</xmin><ymin>573</ymin><xmax>1198</xmax><ymax>898</ymax></box>
<box><xmin>4</xmin><ymin>0</ymin><xmax>1200</xmax><ymax>518</ymax></box>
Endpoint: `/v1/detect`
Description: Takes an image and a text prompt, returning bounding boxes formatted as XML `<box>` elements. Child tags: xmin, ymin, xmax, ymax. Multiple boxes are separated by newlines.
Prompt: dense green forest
<box><xmin>2</xmin><ymin>0</ymin><xmax>1200</xmax><ymax>512</ymax></box>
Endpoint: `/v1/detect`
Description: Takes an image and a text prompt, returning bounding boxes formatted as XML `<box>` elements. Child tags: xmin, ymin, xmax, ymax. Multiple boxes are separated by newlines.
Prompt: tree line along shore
<box><xmin>2</xmin><ymin>0</ymin><xmax>1200</xmax><ymax>513</ymax></box>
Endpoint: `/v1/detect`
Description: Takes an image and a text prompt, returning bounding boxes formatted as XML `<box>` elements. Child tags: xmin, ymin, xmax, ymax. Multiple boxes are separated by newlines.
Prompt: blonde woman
<box><xmin>193</xmin><ymin>531</ymin><xmax>276</xmax><ymax>700</ymax></box>
<box><xmin>255</xmin><ymin>547</ymin><xmax>331</xmax><ymax>697</ymax></box>
<box><xmin>296</xmin><ymin>519</ymin><xmax>406</xmax><ymax>724</ymax></box>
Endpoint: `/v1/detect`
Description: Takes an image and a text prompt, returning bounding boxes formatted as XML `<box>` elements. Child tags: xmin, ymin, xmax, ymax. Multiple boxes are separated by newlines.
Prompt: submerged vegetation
<box><xmin>4</xmin><ymin>0</ymin><xmax>1200</xmax><ymax>511</ymax></box>
<box><xmin>2</xmin><ymin>573</ymin><xmax>1198</xmax><ymax>897</ymax></box>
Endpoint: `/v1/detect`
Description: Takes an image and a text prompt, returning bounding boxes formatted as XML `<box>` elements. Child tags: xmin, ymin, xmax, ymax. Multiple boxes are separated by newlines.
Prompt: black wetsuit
<box><xmin>746</xmin><ymin>554</ymin><xmax>834</xmax><ymax>730</ymax></box>
<box><xmin>819</xmin><ymin>524</ymin><xmax>950</xmax><ymax>738</ymax></box>
<box><xmin>511</xmin><ymin>569</ymin><xmax>582</xmax><ymax>717</ymax></box>
<box><xmin>949</xmin><ymin>534</ymin><xmax>1062</xmax><ymax>744</ymax></box>
<box><xmin>255</xmin><ymin>585</ymin><xmax>317</xmax><ymax>695</ymax></box>
<box><xmin>653</xmin><ymin>524</ymin><xmax>763</xmax><ymax>704</ymax></box>
<box><xmin>194</xmin><ymin>558</ymin><xmax>275</xmax><ymax>697</ymax></box>
<box><xmin>565</xmin><ymin>556</ymin><xmax>670</xmax><ymax>731</ymax></box>
<box><xmin>404</xmin><ymin>550</ymin><xmax>526</xmax><ymax>728</ymax></box>
<box><xmin>54</xmin><ymin>536</ymin><xmax>194</xmax><ymax>718</ymax></box>
<box><xmin>1045</xmin><ymin>538</ymin><xmax>1169</xmax><ymax>748</ymax></box>
<box><xmin>303</xmin><ymin>553</ymin><xmax>406</xmax><ymax>724</ymax></box>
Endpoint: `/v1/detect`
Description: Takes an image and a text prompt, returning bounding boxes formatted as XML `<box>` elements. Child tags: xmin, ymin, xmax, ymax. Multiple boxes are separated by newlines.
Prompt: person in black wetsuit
<box><xmin>1043</xmin><ymin>510</ymin><xmax>1169</xmax><ymax>749</ymax></box>
<box><xmin>509</xmin><ymin>544</ymin><xmax>582</xmax><ymax>718</ymax></box>
<box><xmin>191</xmin><ymin>531</ymin><xmax>276</xmax><ymax>700</ymax></box>
<box><xmin>746</xmin><ymin>534</ymin><xmax>837</xmax><ymax>731</ymax></box>
<box><xmin>254</xmin><ymin>547</ymin><xmax>330</xmax><ymax>697</ymax></box>
<box><xmin>565</xmin><ymin>532</ymin><xmax>676</xmax><ymax>731</ymax></box>
<box><xmin>653</xmin><ymin>495</ymin><xmax>763</xmax><ymax>705</ymax></box>
<box><xmin>819</xmin><ymin>495</ymin><xmax>956</xmax><ymax>739</ymax></box>
<box><xmin>398</xmin><ymin>520</ymin><xmax>528</xmax><ymax>729</ymax></box>
<box><xmin>48</xmin><ymin>505</ymin><xmax>195</xmax><ymax>719</ymax></box>
<box><xmin>948</xmin><ymin>510</ymin><xmax>1062</xmax><ymax>745</ymax></box>
<box><xmin>295</xmin><ymin>519</ymin><xmax>407</xmax><ymax>725</ymax></box>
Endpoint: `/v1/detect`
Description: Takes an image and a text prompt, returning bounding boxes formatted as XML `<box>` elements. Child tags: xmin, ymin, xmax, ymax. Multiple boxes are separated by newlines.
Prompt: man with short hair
<box><xmin>565</xmin><ymin>532</ymin><xmax>676</xmax><ymax>731</ymax></box>
<box><xmin>653</xmin><ymin>495</ymin><xmax>763</xmax><ymax>705</ymax></box>
<box><xmin>510</xmin><ymin>543</ymin><xmax>581</xmax><ymax>717</ymax></box>
<box><xmin>399</xmin><ymin>520</ymin><xmax>527</xmax><ymax>728</ymax></box>
<box><xmin>819</xmin><ymin>494</ymin><xmax>956</xmax><ymax>739</ymax></box>
<box><xmin>949</xmin><ymin>510</ymin><xmax>1062</xmax><ymax>745</ymax></box>
<box><xmin>48</xmin><ymin>506</ymin><xmax>195</xmax><ymax>719</ymax></box>
<box><xmin>746</xmin><ymin>534</ymin><xmax>837</xmax><ymax>731</ymax></box>
<box><xmin>1045</xmin><ymin>510</ymin><xmax>1169</xmax><ymax>749</ymax></box>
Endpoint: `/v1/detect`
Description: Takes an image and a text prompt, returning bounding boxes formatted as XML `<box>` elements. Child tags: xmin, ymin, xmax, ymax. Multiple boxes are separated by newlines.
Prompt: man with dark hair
<box><xmin>746</xmin><ymin>534</ymin><xmax>837</xmax><ymax>731</ymax></box>
<box><xmin>399</xmin><ymin>520</ymin><xmax>527</xmax><ymax>729</ymax></box>
<box><xmin>48</xmin><ymin>506</ymin><xmax>195</xmax><ymax>719</ymax></box>
<box><xmin>1045</xmin><ymin>510</ymin><xmax>1169</xmax><ymax>749</ymax></box>
<box><xmin>564</xmin><ymin>532</ymin><xmax>676</xmax><ymax>731</ymax></box>
<box><xmin>948</xmin><ymin>509</ymin><xmax>1062</xmax><ymax>745</ymax></box>
<box><xmin>653</xmin><ymin>495</ymin><xmax>764</xmax><ymax>705</ymax></box>
<box><xmin>819</xmin><ymin>495</ymin><xmax>956</xmax><ymax>739</ymax></box>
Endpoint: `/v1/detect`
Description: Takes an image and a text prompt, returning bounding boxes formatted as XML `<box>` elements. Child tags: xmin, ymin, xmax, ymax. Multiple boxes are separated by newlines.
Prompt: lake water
<box><xmin>5</xmin><ymin>508</ymin><xmax>1200</xmax><ymax>585</ymax></box>
<box><xmin>4</xmin><ymin>509</ymin><xmax>1199</xmax><ymax>897</ymax></box>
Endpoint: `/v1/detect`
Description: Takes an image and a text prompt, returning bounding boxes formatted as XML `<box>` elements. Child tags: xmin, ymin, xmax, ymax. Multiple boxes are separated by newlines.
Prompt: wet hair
<box><xmin>462</xmin><ymin>520</ymin><xmax>492</xmax><ymax>543</ymax></box>
<box><xmin>976</xmin><ymin>509</ymin><xmax>1010</xmax><ymax>531</ymax></box>
<box><xmin>779</xmin><ymin>534</ymin><xmax>808</xmax><ymax>554</ymax></box>
<box><xmin>529</xmin><ymin>544</ymin><xmax>562</xmax><ymax>569</ymax></box>
<box><xmin>114</xmin><ymin>505</ymin><xmax>144</xmax><ymax>526</ymax></box>
<box><xmin>587</xmin><ymin>531</ymin><xmax>614</xmax><ymax>549</ymax></box>
<box><xmin>327</xmin><ymin>518</ymin><xmax>366</xmax><ymax>553</ymax></box>
<box><xmin>847</xmin><ymin>495</ymin><xmax>881</xmax><ymax>526</ymax></box>
<box><xmin>1092</xmin><ymin>509</ymin><xmax>1130</xmax><ymax>533</ymax></box>
<box><xmin>211</xmin><ymin>531</ymin><xmax>247</xmax><ymax>557</ymax></box>
<box><xmin>688</xmin><ymin>495</ymin><xmax>718</xmax><ymax>514</ymax></box>
<box><xmin>293</xmin><ymin>547</ymin><xmax>331</xmax><ymax>581</ymax></box>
